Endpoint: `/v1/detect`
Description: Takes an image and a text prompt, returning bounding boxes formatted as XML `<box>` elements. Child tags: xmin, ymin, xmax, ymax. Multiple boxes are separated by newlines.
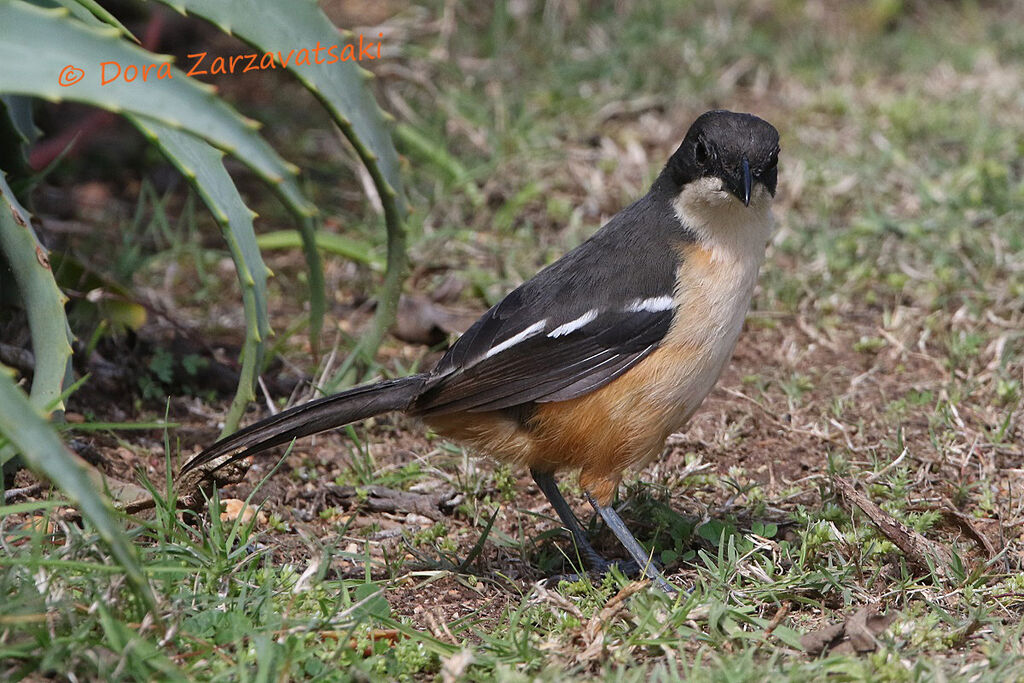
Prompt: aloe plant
<box><xmin>0</xmin><ymin>175</ymin><xmax>153</xmax><ymax>608</ymax></box>
<box><xmin>0</xmin><ymin>0</ymin><xmax>407</xmax><ymax>384</ymax></box>
<box><xmin>0</xmin><ymin>0</ymin><xmax>408</xmax><ymax>599</ymax></box>
<box><xmin>0</xmin><ymin>172</ymin><xmax>73</xmax><ymax>427</ymax></box>
<box><xmin>152</xmin><ymin>0</ymin><xmax>409</xmax><ymax>386</ymax></box>
<box><xmin>131</xmin><ymin>118</ymin><xmax>271</xmax><ymax>436</ymax></box>
<box><xmin>0</xmin><ymin>0</ymin><xmax>407</xmax><ymax>413</ymax></box>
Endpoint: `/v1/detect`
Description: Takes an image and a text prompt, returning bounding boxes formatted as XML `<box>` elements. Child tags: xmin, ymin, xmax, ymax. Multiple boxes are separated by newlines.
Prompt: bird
<box><xmin>182</xmin><ymin>109</ymin><xmax>780</xmax><ymax>593</ymax></box>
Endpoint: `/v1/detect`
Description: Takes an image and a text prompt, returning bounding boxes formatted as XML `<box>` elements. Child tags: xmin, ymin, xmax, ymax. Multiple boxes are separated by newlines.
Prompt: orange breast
<box><xmin>426</xmin><ymin>235</ymin><xmax>765</xmax><ymax>506</ymax></box>
<box><xmin>425</xmin><ymin>341</ymin><xmax>702</xmax><ymax>506</ymax></box>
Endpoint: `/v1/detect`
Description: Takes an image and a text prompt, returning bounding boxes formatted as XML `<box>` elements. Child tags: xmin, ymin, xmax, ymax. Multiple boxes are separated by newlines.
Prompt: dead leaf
<box><xmin>441</xmin><ymin>649</ymin><xmax>475</xmax><ymax>683</ymax></box>
<box><xmin>318</xmin><ymin>483</ymin><xmax>457</xmax><ymax>521</ymax></box>
<box><xmin>845</xmin><ymin>605</ymin><xmax>894</xmax><ymax>652</ymax></box>
<box><xmin>346</xmin><ymin>628</ymin><xmax>402</xmax><ymax>657</ymax></box>
<box><xmin>940</xmin><ymin>504</ymin><xmax>998</xmax><ymax>560</ymax></box>
<box><xmin>765</xmin><ymin>601</ymin><xmax>791</xmax><ymax>636</ymax></box>
<box><xmin>220</xmin><ymin>499</ymin><xmax>266</xmax><ymax>526</ymax></box>
<box><xmin>576</xmin><ymin>581</ymin><xmax>648</xmax><ymax>663</ymax></box>
<box><xmin>5</xmin><ymin>515</ymin><xmax>62</xmax><ymax>546</ymax></box>
<box><xmin>59</xmin><ymin>452</ymin><xmax>161</xmax><ymax>523</ymax></box>
<box><xmin>801</xmin><ymin>604</ymin><xmax>896</xmax><ymax>655</ymax></box>
<box><xmin>800</xmin><ymin>621</ymin><xmax>846</xmax><ymax>655</ymax></box>
<box><xmin>393</xmin><ymin>294</ymin><xmax>480</xmax><ymax>345</ymax></box>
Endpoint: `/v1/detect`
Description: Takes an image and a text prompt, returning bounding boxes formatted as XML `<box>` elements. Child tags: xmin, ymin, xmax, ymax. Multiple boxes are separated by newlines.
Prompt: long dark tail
<box><xmin>181</xmin><ymin>375</ymin><xmax>429</xmax><ymax>474</ymax></box>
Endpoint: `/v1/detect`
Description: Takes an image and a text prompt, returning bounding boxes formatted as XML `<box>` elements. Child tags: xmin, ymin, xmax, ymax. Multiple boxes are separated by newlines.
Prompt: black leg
<box><xmin>530</xmin><ymin>469</ymin><xmax>610</xmax><ymax>572</ymax></box>
<box><xmin>585</xmin><ymin>492</ymin><xmax>676</xmax><ymax>594</ymax></box>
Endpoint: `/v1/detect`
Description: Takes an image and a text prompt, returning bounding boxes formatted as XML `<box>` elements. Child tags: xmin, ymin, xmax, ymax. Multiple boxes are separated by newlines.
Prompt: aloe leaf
<box><xmin>156</xmin><ymin>0</ymin><xmax>407</xmax><ymax>376</ymax></box>
<box><xmin>0</xmin><ymin>96</ymin><xmax>35</xmax><ymax>183</ymax></box>
<box><xmin>0</xmin><ymin>171</ymin><xmax>73</xmax><ymax>419</ymax></box>
<box><xmin>131</xmin><ymin>118</ymin><xmax>270</xmax><ymax>435</ymax></box>
<box><xmin>61</xmin><ymin>0</ymin><xmax>140</xmax><ymax>40</ymax></box>
<box><xmin>155</xmin><ymin>0</ymin><xmax>404</xmax><ymax>209</ymax></box>
<box><xmin>0</xmin><ymin>94</ymin><xmax>37</xmax><ymax>145</ymax></box>
<box><xmin>0</xmin><ymin>366</ymin><xmax>155</xmax><ymax>608</ymax></box>
<box><xmin>0</xmin><ymin>1</ymin><xmax>325</xmax><ymax>345</ymax></box>
<box><xmin>2</xmin><ymin>167</ymin><xmax>147</xmax><ymax>597</ymax></box>
<box><xmin>0</xmin><ymin>4</ymin><xmax>305</xmax><ymax>209</ymax></box>
<box><xmin>39</xmin><ymin>0</ymin><xmax>140</xmax><ymax>41</ymax></box>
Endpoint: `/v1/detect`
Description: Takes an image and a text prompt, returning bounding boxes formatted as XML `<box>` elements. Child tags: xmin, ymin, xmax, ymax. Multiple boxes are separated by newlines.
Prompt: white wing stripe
<box><xmin>484</xmin><ymin>320</ymin><xmax>547</xmax><ymax>358</ymax></box>
<box><xmin>625</xmin><ymin>295</ymin><xmax>674</xmax><ymax>313</ymax></box>
<box><xmin>547</xmin><ymin>309</ymin><xmax>598</xmax><ymax>337</ymax></box>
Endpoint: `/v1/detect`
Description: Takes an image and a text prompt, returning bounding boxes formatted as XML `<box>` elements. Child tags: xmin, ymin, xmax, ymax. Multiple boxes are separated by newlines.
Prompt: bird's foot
<box><xmin>590</xmin><ymin>557</ymin><xmax>641</xmax><ymax>579</ymax></box>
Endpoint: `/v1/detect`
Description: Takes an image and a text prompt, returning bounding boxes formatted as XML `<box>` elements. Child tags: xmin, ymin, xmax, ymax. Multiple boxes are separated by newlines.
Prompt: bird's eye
<box><xmin>694</xmin><ymin>139</ymin><xmax>711</xmax><ymax>166</ymax></box>
<box><xmin>767</xmin><ymin>146</ymin><xmax>780</xmax><ymax>169</ymax></box>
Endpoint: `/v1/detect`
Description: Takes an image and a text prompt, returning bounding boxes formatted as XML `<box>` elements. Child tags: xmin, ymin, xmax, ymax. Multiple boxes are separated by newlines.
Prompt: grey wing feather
<box><xmin>411</xmin><ymin>188</ymin><xmax>689</xmax><ymax>415</ymax></box>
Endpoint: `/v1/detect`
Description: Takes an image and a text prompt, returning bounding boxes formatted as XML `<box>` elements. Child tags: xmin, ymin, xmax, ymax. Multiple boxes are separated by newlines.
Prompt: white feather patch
<box><xmin>547</xmin><ymin>309</ymin><xmax>598</xmax><ymax>337</ymax></box>
<box><xmin>624</xmin><ymin>295</ymin><xmax>674</xmax><ymax>313</ymax></box>
<box><xmin>484</xmin><ymin>320</ymin><xmax>547</xmax><ymax>358</ymax></box>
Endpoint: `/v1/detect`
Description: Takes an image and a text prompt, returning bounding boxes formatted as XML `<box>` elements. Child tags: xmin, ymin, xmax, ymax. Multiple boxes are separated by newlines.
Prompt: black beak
<box><xmin>724</xmin><ymin>157</ymin><xmax>754</xmax><ymax>207</ymax></box>
<box><xmin>741</xmin><ymin>157</ymin><xmax>752</xmax><ymax>207</ymax></box>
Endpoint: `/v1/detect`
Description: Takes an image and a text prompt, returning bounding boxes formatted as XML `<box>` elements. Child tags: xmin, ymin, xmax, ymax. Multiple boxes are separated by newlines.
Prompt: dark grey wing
<box><xmin>413</xmin><ymin>306</ymin><xmax>672</xmax><ymax>414</ymax></box>
<box><xmin>411</xmin><ymin>189</ymin><xmax>687</xmax><ymax>415</ymax></box>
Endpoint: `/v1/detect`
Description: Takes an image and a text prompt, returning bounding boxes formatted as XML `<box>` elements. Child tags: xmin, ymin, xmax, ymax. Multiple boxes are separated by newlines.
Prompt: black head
<box><xmin>661</xmin><ymin>110</ymin><xmax>780</xmax><ymax>206</ymax></box>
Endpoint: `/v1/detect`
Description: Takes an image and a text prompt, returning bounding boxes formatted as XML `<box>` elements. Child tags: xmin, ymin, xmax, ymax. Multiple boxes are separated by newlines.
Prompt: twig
<box><xmin>832</xmin><ymin>477</ymin><xmax>953</xmax><ymax>579</ymax></box>
<box><xmin>764</xmin><ymin>600</ymin><xmax>791</xmax><ymax>636</ymax></box>
<box><xmin>865</xmin><ymin>447</ymin><xmax>908</xmax><ymax>484</ymax></box>
<box><xmin>4</xmin><ymin>483</ymin><xmax>45</xmax><ymax>502</ymax></box>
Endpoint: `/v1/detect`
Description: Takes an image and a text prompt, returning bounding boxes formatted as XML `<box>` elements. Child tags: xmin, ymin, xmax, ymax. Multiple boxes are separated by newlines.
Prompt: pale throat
<box><xmin>650</xmin><ymin>176</ymin><xmax>776</xmax><ymax>432</ymax></box>
<box><xmin>670</xmin><ymin>176</ymin><xmax>775</xmax><ymax>267</ymax></box>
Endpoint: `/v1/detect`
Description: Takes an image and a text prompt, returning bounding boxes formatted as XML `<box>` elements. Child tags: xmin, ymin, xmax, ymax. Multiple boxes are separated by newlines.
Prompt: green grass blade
<box><xmin>130</xmin><ymin>118</ymin><xmax>270</xmax><ymax>436</ymax></box>
<box><xmin>256</xmin><ymin>229</ymin><xmax>382</xmax><ymax>269</ymax></box>
<box><xmin>395</xmin><ymin>122</ymin><xmax>484</xmax><ymax>207</ymax></box>
<box><xmin>0</xmin><ymin>367</ymin><xmax>155</xmax><ymax>609</ymax></box>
